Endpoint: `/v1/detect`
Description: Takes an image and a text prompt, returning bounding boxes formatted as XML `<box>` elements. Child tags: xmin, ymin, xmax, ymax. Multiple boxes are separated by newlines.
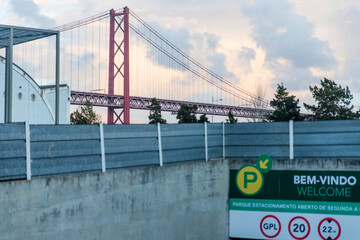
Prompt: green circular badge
<box><xmin>256</xmin><ymin>155</ymin><xmax>272</xmax><ymax>173</ymax></box>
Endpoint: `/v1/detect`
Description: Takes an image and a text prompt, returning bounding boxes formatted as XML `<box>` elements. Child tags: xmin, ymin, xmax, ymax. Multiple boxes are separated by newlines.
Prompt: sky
<box><xmin>1</xmin><ymin>0</ymin><xmax>360</xmax><ymax>122</ymax></box>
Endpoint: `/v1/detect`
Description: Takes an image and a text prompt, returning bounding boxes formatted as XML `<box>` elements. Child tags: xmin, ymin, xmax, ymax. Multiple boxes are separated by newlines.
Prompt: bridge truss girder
<box><xmin>71</xmin><ymin>91</ymin><xmax>273</xmax><ymax>119</ymax></box>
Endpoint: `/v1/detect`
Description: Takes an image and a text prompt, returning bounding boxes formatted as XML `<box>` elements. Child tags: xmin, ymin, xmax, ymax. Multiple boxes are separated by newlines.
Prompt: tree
<box><xmin>267</xmin><ymin>83</ymin><xmax>303</xmax><ymax>122</ymax></box>
<box><xmin>176</xmin><ymin>104</ymin><xmax>198</xmax><ymax>123</ymax></box>
<box><xmin>226</xmin><ymin>110</ymin><xmax>238</xmax><ymax>123</ymax></box>
<box><xmin>198</xmin><ymin>114</ymin><xmax>209</xmax><ymax>123</ymax></box>
<box><xmin>70</xmin><ymin>100</ymin><xmax>101</xmax><ymax>124</ymax></box>
<box><xmin>147</xmin><ymin>98</ymin><xmax>167</xmax><ymax>124</ymax></box>
<box><xmin>304</xmin><ymin>78</ymin><xmax>359</xmax><ymax>120</ymax></box>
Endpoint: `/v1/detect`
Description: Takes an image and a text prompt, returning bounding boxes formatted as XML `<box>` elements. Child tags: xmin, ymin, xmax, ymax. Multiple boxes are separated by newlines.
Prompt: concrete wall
<box><xmin>0</xmin><ymin>159</ymin><xmax>229</xmax><ymax>240</ymax></box>
<box><xmin>2</xmin><ymin>156</ymin><xmax>360</xmax><ymax>240</ymax></box>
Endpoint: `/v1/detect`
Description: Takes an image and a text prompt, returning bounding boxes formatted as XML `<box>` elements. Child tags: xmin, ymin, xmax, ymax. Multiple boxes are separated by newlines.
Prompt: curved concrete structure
<box><xmin>0</xmin><ymin>57</ymin><xmax>69</xmax><ymax>124</ymax></box>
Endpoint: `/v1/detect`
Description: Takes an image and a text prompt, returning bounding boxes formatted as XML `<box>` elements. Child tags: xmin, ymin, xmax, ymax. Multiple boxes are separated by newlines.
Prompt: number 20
<box><xmin>293</xmin><ymin>224</ymin><xmax>306</xmax><ymax>233</ymax></box>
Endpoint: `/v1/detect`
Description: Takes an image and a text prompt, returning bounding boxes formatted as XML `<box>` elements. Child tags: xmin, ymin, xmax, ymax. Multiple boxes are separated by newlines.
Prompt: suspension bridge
<box><xmin>4</xmin><ymin>6</ymin><xmax>273</xmax><ymax>124</ymax></box>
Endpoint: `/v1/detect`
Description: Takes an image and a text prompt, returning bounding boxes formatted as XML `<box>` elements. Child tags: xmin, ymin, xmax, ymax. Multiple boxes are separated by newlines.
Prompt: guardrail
<box><xmin>1</xmin><ymin>120</ymin><xmax>360</xmax><ymax>181</ymax></box>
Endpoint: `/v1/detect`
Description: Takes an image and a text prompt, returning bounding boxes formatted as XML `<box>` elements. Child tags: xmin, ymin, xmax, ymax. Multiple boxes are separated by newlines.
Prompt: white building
<box><xmin>0</xmin><ymin>57</ymin><xmax>70</xmax><ymax>124</ymax></box>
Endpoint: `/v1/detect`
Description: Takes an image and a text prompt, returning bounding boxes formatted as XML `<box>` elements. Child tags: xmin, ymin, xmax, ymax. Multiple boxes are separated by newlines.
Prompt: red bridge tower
<box><xmin>107</xmin><ymin>7</ymin><xmax>130</xmax><ymax>124</ymax></box>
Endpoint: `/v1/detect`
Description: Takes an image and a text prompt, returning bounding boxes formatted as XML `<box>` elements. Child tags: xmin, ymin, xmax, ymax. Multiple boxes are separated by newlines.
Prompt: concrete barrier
<box><xmin>1</xmin><ymin>156</ymin><xmax>360</xmax><ymax>239</ymax></box>
<box><xmin>0</xmin><ymin>159</ymin><xmax>229</xmax><ymax>240</ymax></box>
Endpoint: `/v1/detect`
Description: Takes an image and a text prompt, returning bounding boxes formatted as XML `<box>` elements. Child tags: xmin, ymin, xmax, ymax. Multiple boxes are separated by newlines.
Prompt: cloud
<box><xmin>238</xmin><ymin>47</ymin><xmax>256</xmax><ymax>73</ymax></box>
<box><xmin>207</xmin><ymin>52</ymin><xmax>234</xmax><ymax>79</ymax></box>
<box><xmin>9</xmin><ymin>0</ymin><xmax>55</xmax><ymax>28</ymax></box>
<box><xmin>139</xmin><ymin>21</ymin><xmax>193</xmax><ymax>70</ymax></box>
<box><xmin>335</xmin><ymin>6</ymin><xmax>360</xmax><ymax>58</ymax></box>
<box><xmin>241</xmin><ymin>0</ymin><xmax>336</xmax><ymax>69</ymax></box>
<box><xmin>202</xmin><ymin>32</ymin><xmax>235</xmax><ymax>79</ymax></box>
<box><xmin>140</xmin><ymin>22</ymin><xmax>235</xmax><ymax>81</ymax></box>
<box><xmin>335</xmin><ymin>58</ymin><xmax>360</xmax><ymax>94</ymax></box>
<box><xmin>239</xmin><ymin>0</ymin><xmax>337</xmax><ymax>90</ymax></box>
<box><xmin>204</xmin><ymin>32</ymin><xmax>219</xmax><ymax>50</ymax></box>
<box><xmin>267</xmin><ymin>61</ymin><xmax>318</xmax><ymax>90</ymax></box>
<box><xmin>145</xmin><ymin>21</ymin><xmax>193</xmax><ymax>54</ymax></box>
<box><xmin>79</xmin><ymin>52</ymin><xmax>95</xmax><ymax>68</ymax></box>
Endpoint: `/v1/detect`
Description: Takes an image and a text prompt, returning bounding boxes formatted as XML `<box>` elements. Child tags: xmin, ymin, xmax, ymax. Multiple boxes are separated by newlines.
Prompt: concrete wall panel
<box><xmin>0</xmin><ymin>160</ymin><xmax>229</xmax><ymax>240</ymax></box>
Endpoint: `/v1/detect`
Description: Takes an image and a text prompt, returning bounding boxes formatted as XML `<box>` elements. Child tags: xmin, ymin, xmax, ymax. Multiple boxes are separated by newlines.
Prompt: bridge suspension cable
<box><xmin>52</xmin><ymin>11</ymin><xmax>110</xmax><ymax>32</ymax></box>
<box><xmin>54</xmin><ymin>8</ymin><xmax>270</xmax><ymax>107</ymax></box>
<box><xmin>129</xmin><ymin>24</ymin><xmax>253</xmax><ymax>103</ymax></box>
<box><xmin>129</xmin><ymin>10</ymin><xmax>270</xmax><ymax>107</ymax></box>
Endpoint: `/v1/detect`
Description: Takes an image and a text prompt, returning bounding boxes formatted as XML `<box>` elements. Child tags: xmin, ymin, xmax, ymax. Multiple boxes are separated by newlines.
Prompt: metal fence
<box><xmin>0</xmin><ymin>123</ymin><xmax>26</xmax><ymax>180</ymax></box>
<box><xmin>1</xmin><ymin>120</ymin><xmax>360</xmax><ymax>181</ymax></box>
<box><xmin>293</xmin><ymin>120</ymin><xmax>360</xmax><ymax>158</ymax></box>
<box><xmin>225</xmin><ymin>121</ymin><xmax>289</xmax><ymax>158</ymax></box>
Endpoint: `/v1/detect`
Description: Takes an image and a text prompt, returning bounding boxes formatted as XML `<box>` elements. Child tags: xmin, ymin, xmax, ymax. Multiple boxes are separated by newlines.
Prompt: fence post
<box><xmin>289</xmin><ymin>120</ymin><xmax>294</xmax><ymax>159</ymax></box>
<box><xmin>223</xmin><ymin>122</ymin><xmax>225</xmax><ymax>160</ymax></box>
<box><xmin>157</xmin><ymin>123</ymin><xmax>163</xmax><ymax>166</ymax></box>
<box><xmin>25</xmin><ymin>122</ymin><xmax>31</xmax><ymax>180</ymax></box>
<box><xmin>99</xmin><ymin>123</ymin><xmax>106</xmax><ymax>172</ymax></box>
<box><xmin>205</xmin><ymin>122</ymin><xmax>208</xmax><ymax>161</ymax></box>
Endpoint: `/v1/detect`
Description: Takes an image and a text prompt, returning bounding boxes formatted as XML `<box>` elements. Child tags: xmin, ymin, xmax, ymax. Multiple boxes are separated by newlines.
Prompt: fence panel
<box><xmin>208</xmin><ymin>123</ymin><xmax>223</xmax><ymax>159</ymax></box>
<box><xmin>30</xmin><ymin>125</ymin><xmax>101</xmax><ymax>177</ymax></box>
<box><xmin>161</xmin><ymin>124</ymin><xmax>205</xmax><ymax>163</ymax></box>
<box><xmin>0</xmin><ymin>123</ymin><xmax>26</xmax><ymax>180</ymax></box>
<box><xmin>225</xmin><ymin>122</ymin><xmax>289</xmax><ymax>158</ymax></box>
<box><xmin>103</xmin><ymin>124</ymin><xmax>159</xmax><ymax>169</ymax></box>
<box><xmin>294</xmin><ymin>120</ymin><xmax>360</xmax><ymax>158</ymax></box>
<box><xmin>2</xmin><ymin>120</ymin><xmax>360</xmax><ymax>181</ymax></box>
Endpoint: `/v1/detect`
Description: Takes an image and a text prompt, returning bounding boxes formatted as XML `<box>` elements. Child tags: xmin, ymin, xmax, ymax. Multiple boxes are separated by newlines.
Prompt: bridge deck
<box><xmin>70</xmin><ymin>91</ymin><xmax>273</xmax><ymax>119</ymax></box>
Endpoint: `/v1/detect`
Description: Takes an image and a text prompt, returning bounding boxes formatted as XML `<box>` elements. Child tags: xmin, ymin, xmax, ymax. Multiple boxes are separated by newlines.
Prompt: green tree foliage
<box><xmin>147</xmin><ymin>98</ymin><xmax>167</xmax><ymax>124</ymax></box>
<box><xmin>304</xmin><ymin>78</ymin><xmax>359</xmax><ymax>120</ymax></box>
<box><xmin>267</xmin><ymin>83</ymin><xmax>303</xmax><ymax>122</ymax></box>
<box><xmin>226</xmin><ymin>110</ymin><xmax>238</xmax><ymax>123</ymax></box>
<box><xmin>176</xmin><ymin>104</ymin><xmax>198</xmax><ymax>123</ymax></box>
<box><xmin>198</xmin><ymin>114</ymin><xmax>210</xmax><ymax>123</ymax></box>
<box><xmin>70</xmin><ymin>100</ymin><xmax>101</xmax><ymax>124</ymax></box>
